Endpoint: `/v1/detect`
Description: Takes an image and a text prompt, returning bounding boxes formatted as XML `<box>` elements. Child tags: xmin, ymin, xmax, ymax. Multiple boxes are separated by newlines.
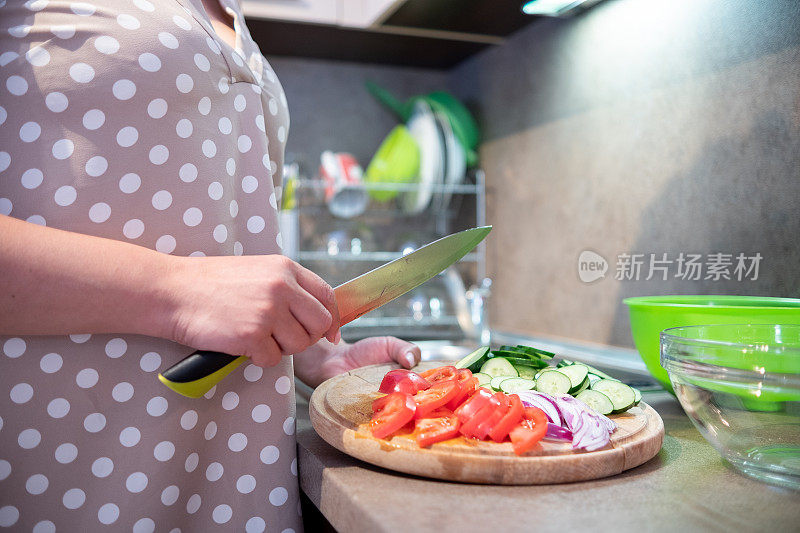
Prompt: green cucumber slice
<box><xmin>592</xmin><ymin>379</ymin><xmax>636</xmax><ymax>413</ymax></box>
<box><xmin>502</xmin><ymin>356</ymin><xmax>549</xmax><ymax>370</ymax></box>
<box><xmin>490</xmin><ymin>375</ymin><xmax>516</xmax><ymax>391</ymax></box>
<box><xmin>575</xmin><ymin>390</ymin><xmax>614</xmax><ymax>415</ymax></box>
<box><xmin>535</xmin><ymin>371</ymin><xmax>571</xmax><ymax>395</ymax></box>
<box><xmin>557</xmin><ymin>364</ymin><xmax>589</xmax><ymax>391</ymax></box>
<box><xmin>480</xmin><ymin>358</ymin><xmax>518</xmax><ymax>378</ymax></box>
<box><xmin>572</xmin><ymin>377</ymin><xmax>590</xmax><ymax>396</ymax></box>
<box><xmin>633</xmin><ymin>387</ymin><xmax>642</xmax><ymax>406</ymax></box>
<box><xmin>513</xmin><ymin>365</ymin><xmax>539</xmax><ymax>380</ymax></box>
<box><xmin>513</xmin><ymin>345</ymin><xmax>555</xmax><ymax>359</ymax></box>
<box><xmin>473</xmin><ymin>372</ymin><xmax>492</xmax><ymax>387</ymax></box>
<box><xmin>499</xmin><ymin>377</ymin><xmax>536</xmax><ymax>394</ymax></box>
<box><xmin>455</xmin><ymin>346</ymin><xmax>490</xmax><ymax>373</ymax></box>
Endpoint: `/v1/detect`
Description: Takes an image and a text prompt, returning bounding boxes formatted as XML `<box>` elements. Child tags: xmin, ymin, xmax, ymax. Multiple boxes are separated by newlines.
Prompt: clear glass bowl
<box><xmin>661</xmin><ymin>324</ymin><xmax>800</xmax><ymax>490</ymax></box>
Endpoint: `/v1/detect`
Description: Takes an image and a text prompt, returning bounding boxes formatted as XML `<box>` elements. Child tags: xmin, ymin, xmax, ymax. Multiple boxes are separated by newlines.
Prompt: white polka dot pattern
<box><xmin>0</xmin><ymin>0</ymin><xmax>297</xmax><ymax>529</ymax></box>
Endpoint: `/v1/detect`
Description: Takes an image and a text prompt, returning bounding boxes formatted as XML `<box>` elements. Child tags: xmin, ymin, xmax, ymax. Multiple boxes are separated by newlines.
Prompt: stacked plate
<box><xmin>400</xmin><ymin>101</ymin><xmax>466</xmax><ymax>215</ymax></box>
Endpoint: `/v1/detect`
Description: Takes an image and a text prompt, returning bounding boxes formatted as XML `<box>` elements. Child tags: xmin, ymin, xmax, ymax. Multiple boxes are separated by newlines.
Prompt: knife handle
<box><xmin>158</xmin><ymin>350</ymin><xmax>247</xmax><ymax>398</ymax></box>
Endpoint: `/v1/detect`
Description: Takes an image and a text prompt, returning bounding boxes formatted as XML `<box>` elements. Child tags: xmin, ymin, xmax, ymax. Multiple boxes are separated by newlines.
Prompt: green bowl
<box><xmin>623</xmin><ymin>295</ymin><xmax>800</xmax><ymax>392</ymax></box>
<box><xmin>365</xmin><ymin>125</ymin><xmax>420</xmax><ymax>202</ymax></box>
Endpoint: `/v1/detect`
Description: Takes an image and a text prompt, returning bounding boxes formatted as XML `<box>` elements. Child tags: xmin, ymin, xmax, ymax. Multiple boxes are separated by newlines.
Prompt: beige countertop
<box><xmin>296</xmin><ymin>389</ymin><xmax>800</xmax><ymax>533</ymax></box>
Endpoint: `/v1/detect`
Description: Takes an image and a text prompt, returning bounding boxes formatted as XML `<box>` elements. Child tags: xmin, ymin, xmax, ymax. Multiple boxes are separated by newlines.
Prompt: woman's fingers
<box><xmin>385</xmin><ymin>337</ymin><xmax>421</xmax><ymax>369</ymax></box>
<box><xmin>273</xmin><ymin>310</ymin><xmax>315</xmax><ymax>355</ymax></box>
<box><xmin>247</xmin><ymin>334</ymin><xmax>282</xmax><ymax>368</ymax></box>
<box><xmin>292</xmin><ymin>263</ymin><xmax>341</xmax><ymax>343</ymax></box>
<box><xmin>286</xmin><ymin>282</ymin><xmax>333</xmax><ymax>341</ymax></box>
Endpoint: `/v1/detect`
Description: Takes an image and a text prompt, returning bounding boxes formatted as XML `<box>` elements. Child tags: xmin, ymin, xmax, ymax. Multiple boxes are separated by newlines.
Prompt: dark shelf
<box><xmin>384</xmin><ymin>0</ymin><xmax>537</xmax><ymax>37</ymax></box>
<box><xmin>246</xmin><ymin>18</ymin><xmax>494</xmax><ymax>69</ymax></box>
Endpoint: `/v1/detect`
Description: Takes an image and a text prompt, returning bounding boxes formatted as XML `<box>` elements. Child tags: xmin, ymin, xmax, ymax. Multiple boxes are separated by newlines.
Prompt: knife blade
<box><xmin>158</xmin><ymin>226</ymin><xmax>491</xmax><ymax>398</ymax></box>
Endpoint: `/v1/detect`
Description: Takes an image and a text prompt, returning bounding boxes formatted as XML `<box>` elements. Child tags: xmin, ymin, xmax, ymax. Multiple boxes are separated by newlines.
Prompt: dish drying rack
<box><xmin>279</xmin><ymin>170</ymin><xmax>490</xmax><ymax>342</ymax></box>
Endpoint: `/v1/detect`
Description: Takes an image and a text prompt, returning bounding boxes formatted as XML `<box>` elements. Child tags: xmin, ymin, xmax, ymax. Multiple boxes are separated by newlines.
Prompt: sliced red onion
<box><xmin>544</xmin><ymin>422</ymin><xmax>572</xmax><ymax>442</ymax></box>
<box><xmin>516</xmin><ymin>391</ymin><xmax>561</xmax><ymax>425</ymax></box>
<box><xmin>515</xmin><ymin>391</ymin><xmax>616</xmax><ymax>451</ymax></box>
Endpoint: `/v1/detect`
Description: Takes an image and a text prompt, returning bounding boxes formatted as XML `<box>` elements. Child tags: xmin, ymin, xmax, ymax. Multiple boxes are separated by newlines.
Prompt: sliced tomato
<box><xmin>445</xmin><ymin>370</ymin><xmax>477</xmax><ymax>411</ymax></box>
<box><xmin>419</xmin><ymin>366</ymin><xmax>458</xmax><ymax>384</ymax></box>
<box><xmin>453</xmin><ymin>387</ymin><xmax>494</xmax><ymax>423</ymax></box>
<box><xmin>413</xmin><ymin>408</ymin><xmax>460</xmax><ymax>448</ymax></box>
<box><xmin>459</xmin><ymin>393</ymin><xmax>503</xmax><ymax>438</ymax></box>
<box><xmin>509</xmin><ymin>406</ymin><xmax>548</xmax><ymax>455</ymax></box>
<box><xmin>488</xmin><ymin>394</ymin><xmax>524</xmax><ymax>443</ymax></box>
<box><xmin>412</xmin><ymin>380</ymin><xmax>460</xmax><ymax>419</ymax></box>
<box><xmin>370</xmin><ymin>392</ymin><xmax>416</xmax><ymax>439</ymax></box>
<box><xmin>378</xmin><ymin>369</ymin><xmax>431</xmax><ymax>395</ymax></box>
<box><xmin>472</xmin><ymin>393</ymin><xmax>509</xmax><ymax>440</ymax></box>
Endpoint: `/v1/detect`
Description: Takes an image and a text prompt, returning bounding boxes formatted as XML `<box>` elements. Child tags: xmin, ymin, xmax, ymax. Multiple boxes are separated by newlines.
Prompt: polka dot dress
<box><xmin>0</xmin><ymin>1</ymin><xmax>300</xmax><ymax>530</ymax></box>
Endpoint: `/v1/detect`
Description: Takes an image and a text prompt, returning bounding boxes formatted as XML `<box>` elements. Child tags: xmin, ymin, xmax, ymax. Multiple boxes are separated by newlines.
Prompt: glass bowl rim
<box><xmin>660</xmin><ymin>323</ymin><xmax>800</xmax><ymax>373</ymax></box>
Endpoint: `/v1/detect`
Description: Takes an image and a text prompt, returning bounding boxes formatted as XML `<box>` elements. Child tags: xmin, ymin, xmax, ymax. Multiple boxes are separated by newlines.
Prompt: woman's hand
<box><xmin>167</xmin><ymin>255</ymin><xmax>340</xmax><ymax>368</ymax></box>
<box><xmin>293</xmin><ymin>337</ymin><xmax>422</xmax><ymax>388</ymax></box>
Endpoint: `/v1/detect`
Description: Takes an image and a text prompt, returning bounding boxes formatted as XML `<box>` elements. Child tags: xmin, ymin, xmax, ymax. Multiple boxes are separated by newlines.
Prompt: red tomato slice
<box><xmin>414</xmin><ymin>409</ymin><xmax>460</xmax><ymax>448</ymax></box>
<box><xmin>509</xmin><ymin>407</ymin><xmax>548</xmax><ymax>455</ymax></box>
<box><xmin>453</xmin><ymin>387</ymin><xmax>494</xmax><ymax>423</ymax></box>
<box><xmin>459</xmin><ymin>393</ymin><xmax>503</xmax><ymax>438</ymax></box>
<box><xmin>378</xmin><ymin>369</ymin><xmax>431</xmax><ymax>395</ymax></box>
<box><xmin>413</xmin><ymin>380</ymin><xmax>460</xmax><ymax>419</ymax></box>
<box><xmin>370</xmin><ymin>392</ymin><xmax>416</xmax><ymax>439</ymax></box>
<box><xmin>488</xmin><ymin>394</ymin><xmax>524</xmax><ymax>443</ymax></box>
<box><xmin>445</xmin><ymin>370</ymin><xmax>477</xmax><ymax>411</ymax></box>
<box><xmin>472</xmin><ymin>392</ymin><xmax>509</xmax><ymax>440</ymax></box>
<box><xmin>419</xmin><ymin>366</ymin><xmax>458</xmax><ymax>384</ymax></box>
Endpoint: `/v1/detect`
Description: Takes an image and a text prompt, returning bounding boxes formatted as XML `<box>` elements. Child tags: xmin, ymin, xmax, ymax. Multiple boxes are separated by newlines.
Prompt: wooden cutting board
<box><xmin>309</xmin><ymin>362</ymin><xmax>664</xmax><ymax>485</ymax></box>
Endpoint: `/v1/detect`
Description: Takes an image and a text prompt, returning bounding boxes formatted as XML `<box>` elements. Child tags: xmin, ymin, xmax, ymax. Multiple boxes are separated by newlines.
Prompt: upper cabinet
<box><xmin>241</xmin><ymin>0</ymin><xmax>402</xmax><ymax>28</ymax></box>
<box><xmin>242</xmin><ymin>0</ymin><xmax>540</xmax><ymax>68</ymax></box>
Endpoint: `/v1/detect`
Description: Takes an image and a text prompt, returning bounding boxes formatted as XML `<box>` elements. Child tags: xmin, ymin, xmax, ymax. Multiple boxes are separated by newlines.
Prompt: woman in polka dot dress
<box><xmin>0</xmin><ymin>1</ymin><xmax>422</xmax><ymax>530</ymax></box>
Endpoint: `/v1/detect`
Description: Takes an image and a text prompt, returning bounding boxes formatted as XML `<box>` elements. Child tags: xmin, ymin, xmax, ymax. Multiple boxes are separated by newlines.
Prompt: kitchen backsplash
<box><xmin>447</xmin><ymin>0</ymin><xmax>800</xmax><ymax>347</ymax></box>
<box><xmin>265</xmin><ymin>56</ymin><xmax>449</xmax><ymax>166</ymax></box>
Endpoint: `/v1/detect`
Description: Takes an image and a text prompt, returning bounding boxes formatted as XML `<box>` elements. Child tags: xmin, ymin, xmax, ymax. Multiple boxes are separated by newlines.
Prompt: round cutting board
<box><xmin>309</xmin><ymin>363</ymin><xmax>664</xmax><ymax>485</ymax></box>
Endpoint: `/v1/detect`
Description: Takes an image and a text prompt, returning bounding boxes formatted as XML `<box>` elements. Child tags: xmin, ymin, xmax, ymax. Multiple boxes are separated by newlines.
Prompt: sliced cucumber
<box><xmin>575</xmin><ymin>390</ymin><xmax>614</xmax><ymax>415</ymax></box>
<box><xmin>473</xmin><ymin>372</ymin><xmax>492</xmax><ymax>387</ymax></box>
<box><xmin>499</xmin><ymin>377</ymin><xmax>536</xmax><ymax>394</ymax></box>
<box><xmin>513</xmin><ymin>345</ymin><xmax>555</xmax><ymax>359</ymax></box>
<box><xmin>502</xmin><ymin>356</ymin><xmax>549</xmax><ymax>370</ymax></box>
<box><xmin>490</xmin><ymin>375</ymin><xmax>516</xmax><ymax>391</ymax></box>
<box><xmin>592</xmin><ymin>379</ymin><xmax>636</xmax><ymax>413</ymax></box>
<box><xmin>513</xmin><ymin>365</ymin><xmax>539</xmax><ymax>380</ymax></box>
<box><xmin>581</xmin><ymin>364</ymin><xmax>618</xmax><ymax>381</ymax></box>
<box><xmin>455</xmin><ymin>346</ymin><xmax>490</xmax><ymax>373</ymax></box>
<box><xmin>498</xmin><ymin>345</ymin><xmax>528</xmax><ymax>353</ymax></box>
<box><xmin>480</xmin><ymin>357</ymin><xmax>518</xmax><ymax>378</ymax></box>
<box><xmin>556</xmin><ymin>359</ymin><xmax>573</xmax><ymax>368</ymax></box>
<box><xmin>490</xmin><ymin>349</ymin><xmax>535</xmax><ymax>361</ymax></box>
<box><xmin>633</xmin><ymin>387</ymin><xmax>642</xmax><ymax>406</ymax></box>
<box><xmin>572</xmin><ymin>377</ymin><xmax>590</xmax><ymax>396</ymax></box>
<box><xmin>557</xmin><ymin>364</ymin><xmax>589</xmax><ymax>392</ymax></box>
<box><xmin>535</xmin><ymin>370</ymin><xmax>571</xmax><ymax>395</ymax></box>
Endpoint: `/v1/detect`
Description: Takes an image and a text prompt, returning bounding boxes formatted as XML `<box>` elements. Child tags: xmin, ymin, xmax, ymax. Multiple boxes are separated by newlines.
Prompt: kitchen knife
<box><xmin>158</xmin><ymin>226</ymin><xmax>491</xmax><ymax>398</ymax></box>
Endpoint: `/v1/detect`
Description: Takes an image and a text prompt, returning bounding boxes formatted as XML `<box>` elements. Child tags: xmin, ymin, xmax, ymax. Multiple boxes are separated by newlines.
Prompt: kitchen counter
<box><xmin>296</xmin><ymin>389</ymin><xmax>800</xmax><ymax>532</ymax></box>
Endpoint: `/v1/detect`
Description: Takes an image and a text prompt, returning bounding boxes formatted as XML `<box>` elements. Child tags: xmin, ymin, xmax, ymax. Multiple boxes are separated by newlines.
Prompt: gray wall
<box><xmin>265</xmin><ymin>56</ymin><xmax>449</xmax><ymax>167</ymax></box>
<box><xmin>449</xmin><ymin>0</ymin><xmax>800</xmax><ymax>346</ymax></box>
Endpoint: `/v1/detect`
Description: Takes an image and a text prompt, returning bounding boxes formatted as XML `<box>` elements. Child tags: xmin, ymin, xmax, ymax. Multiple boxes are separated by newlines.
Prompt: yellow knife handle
<box><xmin>158</xmin><ymin>351</ymin><xmax>247</xmax><ymax>398</ymax></box>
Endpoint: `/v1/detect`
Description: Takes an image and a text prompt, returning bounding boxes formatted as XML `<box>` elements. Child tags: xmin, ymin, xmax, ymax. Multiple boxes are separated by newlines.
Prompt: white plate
<box><xmin>435</xmin><ymin>111</ymin><xmax>466</xmax><ymax>211</ymax></box>
<box><xmin>401</xmin><ymin>102</ymin><xmax>444</xmax><ymax>215</ymax></box>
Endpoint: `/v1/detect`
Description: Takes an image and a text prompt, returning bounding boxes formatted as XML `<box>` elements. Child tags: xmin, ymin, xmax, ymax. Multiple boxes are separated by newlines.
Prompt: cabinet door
<box><xmin>242</xmin><ymin>0</ymin><xmax>404</xmax><ymax>28</ymax></box>
<box><xmin>241</xmin><ymin>0</ymin><xmax>339</xmax><ymax>25</ymax></box>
